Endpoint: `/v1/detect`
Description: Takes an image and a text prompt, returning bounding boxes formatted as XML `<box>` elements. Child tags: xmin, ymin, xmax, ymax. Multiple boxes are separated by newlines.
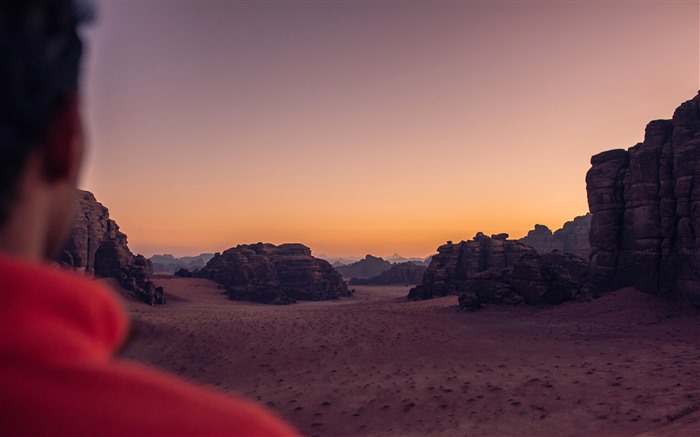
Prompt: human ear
<box><xmin>41</xmin><ymin>93</ymin><xmax>83</xmax><ymax>183</ymax></box>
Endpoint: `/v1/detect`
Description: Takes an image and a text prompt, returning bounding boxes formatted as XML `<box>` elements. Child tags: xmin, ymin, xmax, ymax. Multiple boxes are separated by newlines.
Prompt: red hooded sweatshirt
<box><xmin>0</xmin><ymin>254</ymin><xmax>299</xmax><ymax>436</ymax></box>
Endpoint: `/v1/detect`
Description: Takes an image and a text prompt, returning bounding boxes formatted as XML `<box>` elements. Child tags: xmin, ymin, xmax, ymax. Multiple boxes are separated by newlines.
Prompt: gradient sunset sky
<box><xmin>80</xmin><ymin>1</ymin><xmax>699</xmax><ymax>258</ymax></box>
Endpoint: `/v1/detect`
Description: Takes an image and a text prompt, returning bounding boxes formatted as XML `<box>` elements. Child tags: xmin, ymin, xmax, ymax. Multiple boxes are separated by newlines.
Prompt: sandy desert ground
<box><xmin>116</xmin><ymin>276</ymin><xmax>699</xmax><ymax>436</ymax></box>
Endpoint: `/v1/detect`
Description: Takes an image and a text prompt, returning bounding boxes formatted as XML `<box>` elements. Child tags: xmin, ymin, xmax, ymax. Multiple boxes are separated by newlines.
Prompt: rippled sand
<box><xmin>116</xmin><ymin>276</ymin><xmax>700</xmax><ymax>436</ymax></box>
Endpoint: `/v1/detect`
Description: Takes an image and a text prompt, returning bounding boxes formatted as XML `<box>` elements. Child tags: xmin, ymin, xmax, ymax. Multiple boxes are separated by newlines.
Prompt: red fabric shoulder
<box><xmin>0</xmin><ymin>254</ymin><xmax>129</xmax><ymax>364</ymax></box>
<box><xmin>0</xmin><ymin>254</ymin><xmax>300</xmax><ymax>436</ymax></box>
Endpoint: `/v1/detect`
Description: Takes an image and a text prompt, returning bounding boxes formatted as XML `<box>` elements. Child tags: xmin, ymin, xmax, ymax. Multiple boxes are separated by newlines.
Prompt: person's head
<box><xmin>0</xmin><ymin>0</ymin><xmax>92</xmax><ymax>260</ymax></box>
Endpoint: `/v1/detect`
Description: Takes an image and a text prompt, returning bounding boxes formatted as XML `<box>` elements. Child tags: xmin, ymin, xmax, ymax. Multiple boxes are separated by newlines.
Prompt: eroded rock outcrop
<box><xmin>519</xmin><ymin>214</ymin><xmax>591</xmax><ymax>260</ymax></box>
<box><xmin>408</xmin><ymin>233</ymin><xmax>589</xmax><ymax>306</ymax></box>
<box><xmin>554</xmin><ymin>214</ymin><xmax>592</xmax><ymax>259</ymax></box>
<box><xmin>197</xmin><ymin>243</ymin><xmax>350</xmax><ymax>304</ymax></box>
<box><xmin>348</xmin><ymin>262</ymin><xmax>427</xmax><ymax>285</ymax></box>
<box><xmin>586</xmin><ymin>93</ymin><xmax>699</xmax><ymax>304</ymax></box>
<box><xmin>59</xmin><ymin>190</ymin><xmax>164</xmax><ymax>305</ymax></box>
<box><xmin>519</xmin><ymin>225</ymin><xmax>565</xmax><ymax>254</ymax></box>
<box><xmin>59</xmin><ymin>190</ymin><xmax>120</xmax><ymax>272</ymax></box>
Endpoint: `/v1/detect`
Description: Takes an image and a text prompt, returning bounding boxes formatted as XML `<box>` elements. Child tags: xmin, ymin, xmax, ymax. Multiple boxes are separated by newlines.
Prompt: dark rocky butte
<box><xmin>408</xmin><ymin>233</ymin><xmax>589</xmax><ymax>308</ymax></box>
<box><xmin>196</xmin><ymin>243</ymin><xmax>350</xmax><ymax>304</ymax></box>
<box><xmin>59</xmin><ymin>190</ymin><xmax>164</xmax><ymax>305</ymax></box>
<box><xmin>586</xmin><ymin>92</ymin><xmax>700</xmax><ymax>304</ymax></box>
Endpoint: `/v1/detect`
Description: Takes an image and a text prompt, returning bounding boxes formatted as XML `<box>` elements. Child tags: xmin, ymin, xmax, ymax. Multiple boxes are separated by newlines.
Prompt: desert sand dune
<box><xmin>117</xmin><ymin>276</ymin><xmax>699</xmax><ymax>436</ymax></box>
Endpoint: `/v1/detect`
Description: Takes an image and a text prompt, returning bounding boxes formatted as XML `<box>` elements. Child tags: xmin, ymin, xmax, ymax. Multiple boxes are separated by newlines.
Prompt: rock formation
<box><xmin>59</xmin><ymin>190</ymin><xmax>164</xmax><ymax>305</ymax></box>
<box><xmin>519</xmin><ymin>225</ymin><xmax>565</xmax><ymax>254</ymax></box>
<box><xmin>586</xmin><ymin>92</ymin><xmax>699</xmax><ymax>304</ymax></box>
<box><xmin>408</xmin><ymin>233</ymin><xmax>589</xmax><ymax>306</ymax></box>
<box><xmin>174</xmin><ymin>267</ymin><xmax>193</xmax><ymax>277</ymax></box>
<box><xmin>196</xmin><ymin>243</ymin><xmax>350</xmax><ymax>304</ymax></box>
<box><xmin>59</xmin><ymin>190</ymin><xmax>120</xmax><ymax>273</ymax></box>
<box><xmin>334</xmin><ymin>255</ymin><xmax>393</xmax><ymax>279</ymax></box>
<box><xmin>553</xmin><ymin>214</ymin><xmax>592</xmax><ymax>259</ymax></box>
<box><xmin>519</xmin><ymin>214</ymin><xmax>591</xmax><ymax>260</ymax></box>
<box><xmin>348</xmin><ymin>262</ymin><xmax>427</xmax><ymax>285</ymax></box>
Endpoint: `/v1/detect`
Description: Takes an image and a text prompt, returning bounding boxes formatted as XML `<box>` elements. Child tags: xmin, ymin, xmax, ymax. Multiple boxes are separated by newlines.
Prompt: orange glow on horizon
<box><xmin>80</xmin><ymin>1</ymin><xmax>698</xmax><ymax>258</ymax></box>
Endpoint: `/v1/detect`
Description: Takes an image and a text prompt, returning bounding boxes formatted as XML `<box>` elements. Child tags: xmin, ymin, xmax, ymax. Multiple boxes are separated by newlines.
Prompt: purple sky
<box><xmin>80</xmin><ymin>1</ymin><xmax>699</xmax><ymax>257</ymax></box>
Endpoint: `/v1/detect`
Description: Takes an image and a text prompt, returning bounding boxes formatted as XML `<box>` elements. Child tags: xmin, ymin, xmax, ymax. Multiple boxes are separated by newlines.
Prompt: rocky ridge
<box><xmin>408</xmin><ymin>233</ymin><xmax>589</xmax><ymax>307</ymax></box>
<box><xmin>348</xmin><ymin>262</ymin><xmax>427</xmax><ymax>285</ymax></box>
<box><xmin>586</xmin><ymin>92</ymin><xmax>699</xmax><ymax>304</ymax></box>
<box><xmin>196</xmin><ymin>243</ymin><xmax>350</xmax><ymax>304</ymax></box>
<box><xmin>150</xmin><ymin>253</ymin><xmax>215</xmax><ymax>274</ymax></box>
<box><xmin>59</xmin><ymin>190</ymin><xmax>164</xmax><ymax>305</ymax></box>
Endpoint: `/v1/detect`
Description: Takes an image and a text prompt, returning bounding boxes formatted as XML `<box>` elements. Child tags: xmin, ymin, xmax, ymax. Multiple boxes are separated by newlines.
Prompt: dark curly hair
<box><xmin>0</xmin><ymin>0</ymin><xmax>93</xmax><ymax>224</ymax></box>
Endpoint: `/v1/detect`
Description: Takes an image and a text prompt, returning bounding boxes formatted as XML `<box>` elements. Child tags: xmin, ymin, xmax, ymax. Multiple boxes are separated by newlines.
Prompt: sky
<box><xmin>80</xmin><ymin>0</ymin><xmax>699</xmax><ymax>259</ymax></box>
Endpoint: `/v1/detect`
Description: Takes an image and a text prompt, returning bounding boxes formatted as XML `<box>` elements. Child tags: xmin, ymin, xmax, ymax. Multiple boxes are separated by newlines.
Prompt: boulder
<box><xmin>174</xmin><ymin>267</ymin><xmax>193</xmax><ymax>278</ymax></box>
<box><xmin>586</xmin><ymin>92</ymin><xmax>700</xmax><ymax>304</ymax></box>
<box><xmin>458</xmin><ymin>292</ymin><xmax>481</xmax><ymax>311</ymax></box>
<box><xmin>197</xmin><ymin>243</ymin><xmax>350</xmax><ymax>304</ymax></box>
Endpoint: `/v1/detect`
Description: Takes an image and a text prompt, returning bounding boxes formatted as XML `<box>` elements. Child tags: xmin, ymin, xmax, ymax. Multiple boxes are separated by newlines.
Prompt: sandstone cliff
<box><xmin>553</xmin><ymin>214</ymin><xmax>592</xmax><ymax>259</ymax></box>
<box><xmin>59</xmin><ymin>190</ymin><xmax>121</xmax><ymax>273</ymax></box>
<box><xmin>348</xmin><ymin>262</ymin><xmax>427</xmax><ymax>285</ymax></box>
<box><xmin>197</xmin><ymin>243</ymin><xmax>350</xmax><ymax>304</ymax></box>
<box><xmin>59</xmin><ymin>190</ymin><xmax>164</xmax><ymax>305</ymax></box>
<box><xmin>519</xmin><ymin>214</ymin><xmax>591</xmax><ymax>260</ymax></box>
<box><xmin>519</xmin><ymin>225</ymin><xmax>565</xmax><ymax>254</ymax></box>
<box><xmin>586</xmin><ymin>92</ymin><xmax>699</xmax><ymax>304</ymax></box>
<box><xmin>408</xmin><ymin>233</ymin><xmax>589</xmax><ymax>306</ymax></box>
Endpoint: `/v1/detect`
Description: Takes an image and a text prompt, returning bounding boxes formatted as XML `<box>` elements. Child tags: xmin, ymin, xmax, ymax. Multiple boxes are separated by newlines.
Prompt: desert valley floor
<box><xmin>117</xmin><ymin>276</ymin><xmax>700</xmax><ymax>437</ymax></box>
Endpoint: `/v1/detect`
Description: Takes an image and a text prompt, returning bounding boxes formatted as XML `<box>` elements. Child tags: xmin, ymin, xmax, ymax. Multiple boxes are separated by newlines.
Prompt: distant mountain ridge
<box><xmin>349</xmin><ymin>262</ymin><xmax>427</xmax><ymax>286</ymax></box>
<box><xmin>315</xmin><ymin>254</ymin><xmax>362</xmax><ymax>266</ymax></box>
<box><xmin>335</xmin><ymin>254</ymin><xmax>432</xmax><ymax>279</ymax></box>
<box><xmin>317</xmin><ymin>253</ymin><xmax>431</xmax><ymax>267</ymax></box>
<box><xmin>335</xmin><ymin>255</ymin><xmax>392</xmax><ymax>279</ymax></box>
<box><xmin>150</xmin><ymin>253</ymin><xmax>215</xmax><ymax>273</ymax></box>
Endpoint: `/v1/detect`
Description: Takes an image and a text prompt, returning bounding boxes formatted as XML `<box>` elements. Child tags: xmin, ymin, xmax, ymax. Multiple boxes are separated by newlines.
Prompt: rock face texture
<box><xmin>586</xmin><ymin>93</ymin><xmax>700</xmax><ymax>304</ymax></box>
<box><xmin>554</xmin><ymin>214</ymin><xmax>592</xmax><ymax>260</ymax></box>
<box><xmin>408</xmin><ymin>233</ymin><xmax>589</xmax><ymax>307</ymax></box>
<box><xmin>59</xmin><ymin>190</ymin><xmax>164</xmax><ymax>305</ymax></box>
<box><xmin>519</xmin><ymin>225</ymin><xmax>565</xmax><ymax>254</ymax></box>
<box><xmin>519</xmin><ymin>214</ymin><xmax>591</xmax><ymax>260</ymax></box>
<box><xmin>197</xmin><ymin>243</ymin><xmax>350</xmax><ymax>304</ymax></box>
<box><xmin>59</xmin><ymin>190</ymin><xmax>121</xmax><ymax>273</ymax></box>
<box><xmin>335</xmin><ymin>255</ymin><xmax>393</xmax><ymax>279</ymax></box>
<box><xmin>348</xmin><ymin>262</ymin><xmax>427</xmax><ymax>285</ymax></box>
